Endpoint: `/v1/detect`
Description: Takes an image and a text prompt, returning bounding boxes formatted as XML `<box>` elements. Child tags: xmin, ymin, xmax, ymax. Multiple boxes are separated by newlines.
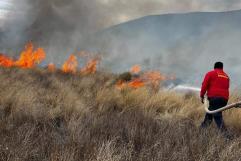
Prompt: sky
<box><xmin>1</xmin><ymin>0</ymin><xmax>241</xmax><ymax>30</ymax></box>
<box><xmin>0</xmin><ymin>0</ymin><xmax>13</xmax><ymax>26</ymax></box>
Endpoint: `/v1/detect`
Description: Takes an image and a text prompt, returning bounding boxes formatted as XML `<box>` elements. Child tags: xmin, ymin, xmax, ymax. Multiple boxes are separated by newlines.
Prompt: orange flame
<box><xmin>142</xmin><ymin>71</ymin><xmax>166</xmax><ymax>90</ymax></box>
<box><xmin>62</xmin><ymin>54</ymin><xmax>78</xmax><ymax>74</ymax></box>
<box><xmin>0</xmin><ymin>43</ymin><xmax>46</xmax><ymax>69</ymax></box>
<box><xmin>128</xmin><ymin>79</ymin><xmax>145</xmax><ymax>88</ymax></box>
<box><xmin>116</xmin><ymin>79</ymin><xmax>145</xmax><ymax>90</ymax></box>
<box><xmin>48</xmin><ymin>63</ymin><xmax>56</xmax><ymax>72</ymax></box>
<box><xmin>81</xmin><ymin>58</ymin><xmax>100</xmax><ymax>74</ymax></box>
<box><xmin>0</xmin><ymin>44</ymin><xmax>102</xmax><ymax>75</ymax></box>
<box><xmin>0</xmin><ymin>54</ymin><xmax>15</xmax><ymax>67</ymax></box>
<box><xmin>116</xmin><ymin>65</ymin><xmax>175</xmax><ymax>90</ymax></box>
<box><xmin>130</xmin><ymin>65</ymin><xmax>141</xmax><ymax>74</ymax></box>
<box><xmin>143</xmin><ymin>71</ymin><xmax>166</xmax><ymax>83</ymax></box>
<box><xmin>15</xmin><ymin>43</ymin><xmax>46</xmax><ymax>68</ymax></box>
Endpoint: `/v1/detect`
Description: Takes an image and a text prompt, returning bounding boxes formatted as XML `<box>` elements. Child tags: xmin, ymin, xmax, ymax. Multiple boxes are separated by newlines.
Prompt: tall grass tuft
<box><xmin>0</xmin><ymin>67</ymin><xmax>241</xmax><ymax>161</ymax></box>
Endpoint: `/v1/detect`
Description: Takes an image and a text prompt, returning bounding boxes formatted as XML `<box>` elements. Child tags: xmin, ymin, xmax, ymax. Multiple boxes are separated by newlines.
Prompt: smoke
<box><xmin>0</xmin><ymin>0</ymin><xmax>35</xmax><ymax>56</ymax></box>
<box><xmin>0</xmin><ymin>0</ymin><xmax>106</xmax><ymax>64</ymax></box>
<box><xmin>1</xmin><ymin>0</ymin><xmax>241</xmax><ymax>46</ymax></box>
<box><xmin>1</xmin><ymin>0</ymin><xmax>241</xmax><ymax>86</ymax></box>
<box><xmin>88</xmin><ymin>10</ymin><xmax>241</xmax><ymax>87</ymax></box>
<box><xmin>1</xmin><ymin>0</ymin><xmax>241</xmax><ymax>45</ymax></box>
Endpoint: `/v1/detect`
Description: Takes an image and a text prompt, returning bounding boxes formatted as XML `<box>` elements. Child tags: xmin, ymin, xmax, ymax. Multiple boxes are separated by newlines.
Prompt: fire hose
<box><xmin>204</xmin><ymin>98</ymin><xmax>241</xmax><ymax>114</ymax></box>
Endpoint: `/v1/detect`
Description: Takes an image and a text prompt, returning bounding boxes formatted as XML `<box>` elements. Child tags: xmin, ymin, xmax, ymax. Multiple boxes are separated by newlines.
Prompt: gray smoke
<box><xmin>1</xmin><ymin>0</ymin><xmax>241</xmax><ymax>87</ymax></box>
<box><xmin>0</xmin><ymin>0</ymin><xmax>35</xmax><ymax>56</ymax></box>
<box><xmin>87</xmin><ymin>10</ymin><xmax>241</xmax><ymax>88</ymax></box>
<box><xmin>0</xmin><ymin>0</ymin><xmax>101</xmax><ymax>62</ymax></box>
<box><xmin>1</xmin><ymin>0</ymin><xmax>241</xmax><ymax>50</ymax></box>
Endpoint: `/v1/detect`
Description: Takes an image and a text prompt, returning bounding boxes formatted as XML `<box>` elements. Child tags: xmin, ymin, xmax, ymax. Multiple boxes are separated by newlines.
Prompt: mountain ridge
<box><xmin>88</xmin><ymin>9</ymin><xmax>241</xmax><ymax>86</ymax></box>
<box><xmin>101</xmin><ymin>9</ymin><xmax>241</xmax><ymax>31</ymax></box>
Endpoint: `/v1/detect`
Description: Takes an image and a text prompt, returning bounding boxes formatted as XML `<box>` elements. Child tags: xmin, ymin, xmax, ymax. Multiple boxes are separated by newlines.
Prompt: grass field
<box><xmin>0</xmin><ymin>67</ymin><xmax>241</xmax><ymax>161</ymax></box>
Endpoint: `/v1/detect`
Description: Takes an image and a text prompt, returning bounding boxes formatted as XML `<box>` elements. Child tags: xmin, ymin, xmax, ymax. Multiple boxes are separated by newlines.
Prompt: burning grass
<box><xmin>0</xmin><ymin>43</ymin><xmax>46</xmax><ymax>68</ymax></box>
<box><xmin>0</xmin><ymin>43</ymin><xmax>100</xmax><ymax>75</ymax></box>
<box><xmin>0</xmin><ymin>67</ymin><xmax>241</xmax><ymax>161</ymax></box>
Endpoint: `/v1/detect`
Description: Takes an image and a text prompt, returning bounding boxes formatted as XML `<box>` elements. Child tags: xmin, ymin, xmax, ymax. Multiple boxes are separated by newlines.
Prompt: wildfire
<box><xmin>0</xmin><ymin>54</ymin><xmax>15</xmax><ymax>67</ymax></box>
<box><xmin>0</xmin><ymin>43</ymin><xmax>174</xmax><ymax>89</ymax></box>
<box><xmin>0</xmin><ymin>43</ymin><xmax>46</xmax><ymax>69</ymax></box>
<box><xmin>15</xmin><ymin>43</ymin><xmax>46</xmax><ymax>68</ymax></box>
<box><xmin>81</xmin><ymin>58</ymin><xmax>100</xmax><ymax>75</ymax></box>
<box><xmin>128</xmin><ymin>78</ymin><xmax>145</xmax><ymax>88</ymax></box>
<box><xmin>0</xmin><ymin>42</ymin><xmax>103</xmax><ymax>75</ymax></box>
<box><xmin>143</xmin><ymin>71</ymin><xmax>166</xmax><ymax>87</ymax></box>
<box><xmin>116</xmin><ymin>65</ymin><xmax>175</xmax><ymax>90</ymax></box>
<box><xmin>62</xmin><ymin>54</ymin><xmax>78</xmax><ymax>74</ymax></box>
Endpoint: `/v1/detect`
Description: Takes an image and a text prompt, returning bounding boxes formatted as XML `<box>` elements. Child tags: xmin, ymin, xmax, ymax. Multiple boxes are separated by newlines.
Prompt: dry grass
<box><xmin>0</xmin><ymin>67</ymin><xmax>241</xmax><ymax>161</ymax></box>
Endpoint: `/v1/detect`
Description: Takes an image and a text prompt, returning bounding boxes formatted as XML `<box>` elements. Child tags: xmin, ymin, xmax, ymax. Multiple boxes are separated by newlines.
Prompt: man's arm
<box><xmin>200</xmin><ymin>72</ymin><xmax>211</xmax><ymax>103</ymax></box>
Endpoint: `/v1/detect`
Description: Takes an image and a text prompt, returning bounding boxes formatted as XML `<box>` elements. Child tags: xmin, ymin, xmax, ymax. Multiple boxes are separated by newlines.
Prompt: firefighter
<box><xmin>200</xmin><ymin>62</ymin><xmax>229</xmax><ymax>132</ymax></box>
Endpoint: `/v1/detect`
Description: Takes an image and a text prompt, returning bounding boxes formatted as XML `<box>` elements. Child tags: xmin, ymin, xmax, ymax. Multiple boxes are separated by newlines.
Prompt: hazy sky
<box><xmin>1</xmin><ymin>0</ymin><xmax>241</xmax><ymax>30</ymax></box>
<box><xmin>0</xmin><ymin>0</ymin><xmax>12</xmax><ymax>26</ymax></box>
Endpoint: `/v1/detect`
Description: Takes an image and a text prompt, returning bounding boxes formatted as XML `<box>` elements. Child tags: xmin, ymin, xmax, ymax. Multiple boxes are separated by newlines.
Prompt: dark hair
<box><xmin>214</xmin><ymin>62</ymin><xmax>223</xmax><ymax>69</ymax></box>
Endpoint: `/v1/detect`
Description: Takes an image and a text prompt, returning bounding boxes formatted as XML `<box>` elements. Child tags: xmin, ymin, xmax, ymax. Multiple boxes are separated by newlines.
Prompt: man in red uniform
<box><xmin>200</xmin><ymin>62</ymin><xmax>229</xmax><ymax>131</ymax></box>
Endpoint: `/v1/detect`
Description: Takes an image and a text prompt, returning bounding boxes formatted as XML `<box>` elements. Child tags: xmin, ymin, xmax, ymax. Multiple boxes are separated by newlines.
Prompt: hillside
<box><xmin>0</xmin><ymin>67</ymin><xmax>241</xmax><ymax>160</ymax></box>
<box><xmin>88</xmin><ymin>10</ymin><xmax>241</xmax><ymax>85</ymax></box>
<box><xmin>2</xmin><ymin>10</ymin><xmax>241</xmax><ymax>85</ymax></box>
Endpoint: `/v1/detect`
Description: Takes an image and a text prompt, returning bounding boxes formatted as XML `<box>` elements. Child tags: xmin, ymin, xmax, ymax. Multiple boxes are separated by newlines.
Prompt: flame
<box><xmin>116</xmin><ymin>66</ymin><xmax>175</xmax><ymax>90</ymax></box>
<box><xmin>0</xmin><ymin>44</ymin><xmax>102</xmax><ymax>75</ymax></box>
<box><xmin>48</xmin><ymin>63</ymin><xmax>56</xmax><ymax>72</ymax></box>
<box><xmin>0</xmin><ymin>54</ymin><xmax>15</xmax><ymax>67</ymax></box>
<box><xmin>143</xmin><ymin>71</ymin><xmax>166</xmax><ymax>84</ymax></box>
<box><xmin>62</xmin><ymin>54</ymin><xmax>78</xmax><ymax>74</ymax></box>
<box><xmin>81</xmin><ymin>58</ymin><xmax>100</xmax><ymax>74</ymax></box>
<box><xmin>116</xmin><ymin>79</ymin><xmax>145</xmax><ymax>90</ymax></box>
<box><xmin>0</xmin><ymin>43</ymin><xmax>46</xmax><ymax>69</ymax></box>
<box><xmin>0</xmin><ymin>44</ymin><xmax>101</xmax><ymax>76</ymax></box>
<box><xmin>142</xmin><ymin>71</ymin><xmax>166</xmax><ymax>90</ymax></box>
<box><xmin>128</xmin><ymin>79</ymin><xmax>145</xmax><ymax>88</ymax></box>
<box><xmin>130</xmin><ymin>65</ymin><xmax>141</xmax><ymax>74</ymax></box>
<box><xmin>15</xmin><ymin>43</ymin><xmax>46</xmax><ymax>68</ymax></box>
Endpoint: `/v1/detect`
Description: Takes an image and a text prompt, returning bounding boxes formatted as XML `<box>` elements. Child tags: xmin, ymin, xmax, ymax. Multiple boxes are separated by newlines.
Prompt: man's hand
<box><xmin>201</xmin><ymin>96</ymin><xmax>204</xmax><ymax>104</ymax></box>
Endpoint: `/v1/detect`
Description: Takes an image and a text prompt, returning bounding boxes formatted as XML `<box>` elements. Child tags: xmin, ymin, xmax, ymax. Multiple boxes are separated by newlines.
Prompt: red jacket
<box><xmin>200</xmin><ymin>69</ymin><xmax>230</xmax><ymax>100</ymax></box>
